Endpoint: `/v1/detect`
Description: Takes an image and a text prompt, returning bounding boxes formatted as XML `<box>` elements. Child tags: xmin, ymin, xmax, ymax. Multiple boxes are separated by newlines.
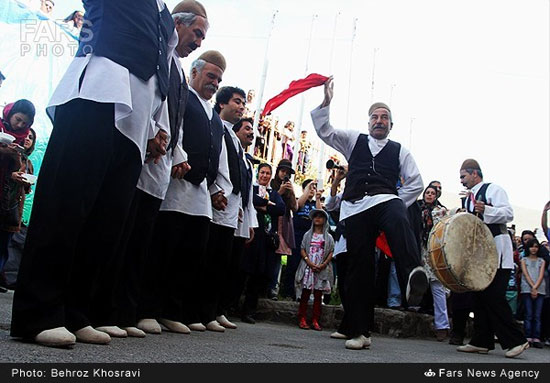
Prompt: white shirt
<box><xmin>209</xmin><ymin>121</ymin><xmax>241</xmax><ymax>229</ymax></box>
<box><xmin>465</xmin><ymin>182</ymin><xmax>514</xmax><ymax>269</ymax></box>
<box><xmin>333</xmin><ymin>237</ymin><xmax>348</xmax><ymax>258</ymax></box>
<box><xmin>235</xmin><ymin>154</ymin><xmax>259</xmax><ymax>239</ymax></box>
<box><xmin>324</xmin><ymin>192</ymin><xmax>343</xmax><ymax>213</ymax></box>
<box><xmin>324</xmin><ymin>191</ymin><xmax>346</xmax><ymax>257</ymax></box>
<box><xmin>137</xmin><ymin>48</ymin><xmax>188</xmax><ymax>200</ymax></box>
<box><xmin>311</xmin><ymin>105</ymin><xmax>424</xmax><ymax>221</ymax></box>
<box><xmin>159</xmin><ymin>87</ymin><xmax>214</xmax><ymax>218</ymax></box>
<box><xmin>46</xmin><ymin>0</ymin><xmax>170</xmax><ymax>163</ymax></box>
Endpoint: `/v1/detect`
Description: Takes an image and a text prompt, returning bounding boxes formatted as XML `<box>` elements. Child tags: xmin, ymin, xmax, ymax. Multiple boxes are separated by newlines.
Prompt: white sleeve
<box><xmin>325</xmin><ymin>193</ymin><xmax>342</xmax><ymax>212</ymax></box>
<box><xmin>483</xmin><ymin>184</ymin><xmax>514</xmax><ymax>224</ymax></box>
<box><xmin>171</xmin><ymin>126</ymin><xmax>187</xmax><ymax>165</ymax></box>
<box><xmin>150</xmin><ymin>99</ymin><xmax>169</xmax><ymax>140</ymax></box>
<box><xmin>310</xmin><ymin>105</ymin><xmax>359</xmax><ymax>160</ymax></box>
<box><xmin>398</xmin><ymin>146</ymin><xmax>424</xmax><ymax>208</ymax></box>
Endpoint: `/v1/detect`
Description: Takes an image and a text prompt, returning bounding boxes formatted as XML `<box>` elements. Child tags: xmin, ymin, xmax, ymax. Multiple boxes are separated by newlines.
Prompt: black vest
<box><xmin>342</xmin><ymin>134</ymin><xmax>401</xmax><ymax>202</ymax></box>
<box><xmin>462</xmin><ymin>183</ymin><xmax>508</xmax><ymax>237</ymax></box>
<box><xmin>182</xmin><ymin>92</ymin><xmax>224</xmax><ymax>186</ymax></box>
<box><xmin>77</xmin><ymin>0</ymin><xmax>174</xmax><ymax>100</ymax></box>
<box><xmin>223</xmin><ymin>126</ymin><xmax>241</xmax><ymax>195</ymax></box>
<box><xmin>240</xmin><ymin>157</ymin><xmax>253</xmax><ymax>208</ymax></box>
<box><xmin>167</xmin><ymin>59</ymin><xmax>188</xmax><ymax>152</ymax></box>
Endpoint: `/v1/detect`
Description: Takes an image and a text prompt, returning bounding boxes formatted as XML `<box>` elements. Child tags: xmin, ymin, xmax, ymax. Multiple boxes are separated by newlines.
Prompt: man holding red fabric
<box><xmin>310</xmin><ymin>78</ymin><xmax>426</xmax><ymax>350</ymax></box>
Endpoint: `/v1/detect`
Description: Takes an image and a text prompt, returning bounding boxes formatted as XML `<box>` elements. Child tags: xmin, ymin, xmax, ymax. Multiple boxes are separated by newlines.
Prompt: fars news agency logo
<box><xmin>424</xmin><ymin>369</ymin><xmax>436</xmax><ymax>378</ymax></box>
<box><xmin>18</xmin><ymin>19</ymin><xmax>93</xmax><ymax>57</ymax></box>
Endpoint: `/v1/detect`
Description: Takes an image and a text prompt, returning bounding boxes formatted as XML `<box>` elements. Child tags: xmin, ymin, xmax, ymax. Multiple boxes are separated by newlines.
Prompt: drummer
<box><xmin>457</xmin><ymin>159</ymin><xmax>528</xmax><ymax>358</ymax></box>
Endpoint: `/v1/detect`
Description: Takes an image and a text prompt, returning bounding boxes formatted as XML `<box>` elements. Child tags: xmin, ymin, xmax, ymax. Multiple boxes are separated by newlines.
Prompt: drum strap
<box><xmin>472</xmin><ymin>183</ymin><xmax>508</xmax><ymax>238</ymax></box>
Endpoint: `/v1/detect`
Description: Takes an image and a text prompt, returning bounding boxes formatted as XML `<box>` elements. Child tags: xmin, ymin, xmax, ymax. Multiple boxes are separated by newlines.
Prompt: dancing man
<box><xmin>310</xmin><ymin>78</ymin><xmax>427</xmax><ymax>350</ymax></box>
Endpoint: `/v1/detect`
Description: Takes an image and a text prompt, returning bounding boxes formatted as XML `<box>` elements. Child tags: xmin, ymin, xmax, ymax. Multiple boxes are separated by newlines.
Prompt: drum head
<box><xmin>441</xmin><ymin>213</ymin><xmax>498</xmax><ymax>291</ymax></box>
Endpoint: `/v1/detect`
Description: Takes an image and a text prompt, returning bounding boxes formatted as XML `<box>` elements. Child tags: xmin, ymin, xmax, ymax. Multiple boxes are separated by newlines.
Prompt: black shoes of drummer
<box><xmin>405</xmin><ymin>266</ymin><xmax>429</xmax><ymax>306</ymax></box>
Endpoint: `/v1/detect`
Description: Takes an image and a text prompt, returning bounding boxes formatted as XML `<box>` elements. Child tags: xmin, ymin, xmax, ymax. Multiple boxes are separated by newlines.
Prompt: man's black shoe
<box><xmin>241</xmin><ymin>315</ymin><xmax>256</xmax><ymax>324</ymax></box>
<box><xmin>449</xmin><ymin>336</ymin><xmax>464</xmax><ymax>345</ymax></box>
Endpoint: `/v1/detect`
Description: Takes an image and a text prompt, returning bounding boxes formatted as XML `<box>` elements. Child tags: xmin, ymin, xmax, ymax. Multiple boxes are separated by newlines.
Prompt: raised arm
<box><xmin>310</xmin><ymin>78</ymin><xmax>359</xmax><ymax>160</ymax></box>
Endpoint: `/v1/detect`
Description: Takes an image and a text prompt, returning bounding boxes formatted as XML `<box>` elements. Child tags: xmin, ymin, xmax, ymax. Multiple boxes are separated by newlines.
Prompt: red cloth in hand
<box><xmin>262</xmin><ymin>73</ymin><xmax>329</xmax><ymax>116</ymax></box>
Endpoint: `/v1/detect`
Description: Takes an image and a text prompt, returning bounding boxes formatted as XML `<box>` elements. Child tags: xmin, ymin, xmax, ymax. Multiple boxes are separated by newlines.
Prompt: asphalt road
<box><xmin>1</xmin><ymin>290</ymin><xmax>548</xmax><ymax>363</ymax></box>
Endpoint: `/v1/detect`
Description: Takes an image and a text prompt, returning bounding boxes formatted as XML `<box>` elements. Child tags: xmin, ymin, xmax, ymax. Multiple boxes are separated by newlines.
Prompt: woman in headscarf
<box><xmin>0</xmin><ymin>100</ymin><xmax>36</xmax><ymax>277</ymax></box>
<box><xmin>240</xmin><ymin>163</ymin><xmax>285</xmax><ymax>323</ymax></box>
<box><xmin>409</xmin><ymin>185</ymin><xmax>450</xmax><ymax>341</ymax></box>
<box><xmin>62</xmin><ymin>10</ymin><xmax>84</xmax><ymax>36</ymax></box>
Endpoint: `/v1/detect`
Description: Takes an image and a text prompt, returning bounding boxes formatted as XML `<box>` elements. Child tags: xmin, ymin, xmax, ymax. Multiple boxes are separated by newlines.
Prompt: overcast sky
<box><xmin>50</xmin><ymin>0</ymin><xmax>550</xmax><ymax>213</ymax></box>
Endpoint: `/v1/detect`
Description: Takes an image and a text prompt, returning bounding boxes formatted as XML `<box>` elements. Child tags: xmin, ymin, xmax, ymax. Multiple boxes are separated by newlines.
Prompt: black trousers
<box><xmin>541</xmin><ymin>298</ymin><xmax>550</xmax><ymax>340</ymax></box>
<box><xmin>138</xmin><ymin>211</ymin><xmax>210</xmax><ymax>324</ymax></box>
<box><xmin>220</xmin><ymin>236</ymin><xmax>246</xmax><ymax>316</ymax></box>
<box><xmin>336</xmin><ymin>252</ymin><xmax>350</xmax><ymax>335</ymax></box>
<box><xmin>199</xmin><ymin>222</ymin><xmax>235</xmax><ymax>323</ymax></box>
<box><xmin>449</xmin><ymin>292</ymin><xmax>474</xmax><ymax>338</ymax></box>
<box><xmin>109</xmin><ymin>189</ymin><xmax>162</xmax><ymax>327</ymax></box>
<box><xmin>281</xmin><ymin>230</ymin><xmax>307</xmax><ymax>299</ymax></box>
<box><xmin>344</xmin><ymin>199</ymin><xmax>421</xmax><ymax>338</ymax></box>
<box><xmin>470</xmin><ymin>268</ymin><xmax>526</xmax><ymax>350</ymax></box>
<box><xmin>11</xmin><ymin>99</ymin><xmax>142</xmax><ymax>337</ymax></box>
<box><xmin>242</xmin><ymin>273</ymin><xmax>267</xmax><ymax>316</ymax></box>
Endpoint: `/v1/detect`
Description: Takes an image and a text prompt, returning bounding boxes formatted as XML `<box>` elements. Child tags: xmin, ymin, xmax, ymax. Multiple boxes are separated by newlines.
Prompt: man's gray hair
<box><xmin>191</xmin><ymin>59</ymin><xmax>206</xmax><ymax>74</ymax></box>
<box><xmin>172</xmin><ymin>12</ymin><xmax>209</xmax><ymax>29</ymax></box>
<box><xmin>172</xmin><ymin>12</ymin><xmax>196</xmax><ymax>27</ymax></box>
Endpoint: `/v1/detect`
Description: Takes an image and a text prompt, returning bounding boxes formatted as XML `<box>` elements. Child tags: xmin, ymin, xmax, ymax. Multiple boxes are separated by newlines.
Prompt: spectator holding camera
<box><xmin>266</xmin><ymin>159</ymin><xmax>298</xmax><ymax>300</ymax></box>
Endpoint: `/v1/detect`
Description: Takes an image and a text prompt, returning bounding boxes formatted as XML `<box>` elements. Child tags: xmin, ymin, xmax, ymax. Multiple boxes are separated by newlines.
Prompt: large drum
<box><xmin>427</xmin><ymin>212</ymin><xmax>498</xmax><ymax>292</ymax></box>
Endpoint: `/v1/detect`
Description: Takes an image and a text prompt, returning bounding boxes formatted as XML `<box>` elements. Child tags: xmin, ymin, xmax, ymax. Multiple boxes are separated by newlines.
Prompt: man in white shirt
<box><xmin>102</xmin><ymin>0</ymin><xmax>208</xmax><ymax>338</ymax></box>
<box><xmin>310</xmin><ymin>78</ymin><xmax>427</xmax><ymax>350</ymax></box>
<box><xmin>216</xmin><ymin>114</ymin><xmax>258</xmax><ymax>328</ymax></box>
<box><xmin>150</xmin><ymin>50</ymin><xmax>226</xmax><ymax>333</ymax></box>
<box><xmin>456</xmin><ymin>159</ymin><xmax>529</xmax><ymax>358</ymax></box>
<box><xmin>11</xmin><ymin>0</ymin><xmax>175</xmax><ymax>348</ymax></box>
<box><xmin>196</xmin><ymin>86</ymin><xmax>247</xmax><ymax>332</ymax></box>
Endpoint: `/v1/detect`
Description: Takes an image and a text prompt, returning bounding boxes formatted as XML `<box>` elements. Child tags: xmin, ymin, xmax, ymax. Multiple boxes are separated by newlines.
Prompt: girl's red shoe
<box><xmin>298</xmin><ymin>318</ymin><xmax>310</xmax><ymax>330</ymax></box>
<box><xmin>311</xmin><ymin>320</ymin><xmax>322</xmax><ymax>331</ymax></box>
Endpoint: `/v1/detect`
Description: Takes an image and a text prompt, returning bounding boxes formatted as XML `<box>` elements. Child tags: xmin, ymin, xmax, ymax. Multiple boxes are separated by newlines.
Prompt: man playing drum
<box><xmin>457</xmin><ymin>159</ymin><xmax>529</xmax><ymax>358</ymax></box>
<box><xmin>310</xmin><ymin>78</ymin><xmax>428</xmax><ymax>350</ymax></box>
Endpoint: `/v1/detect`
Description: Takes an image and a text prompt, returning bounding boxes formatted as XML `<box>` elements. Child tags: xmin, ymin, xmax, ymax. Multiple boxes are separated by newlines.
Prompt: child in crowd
<box><xmin>295</xmin><ymin>209</ymin><xmax>334</xmax><ymax>331</ymax></box>
<box><xmin>520</xmin><ymin>239</ymin><xmax>546</xmax><ymax>348</ymax></box>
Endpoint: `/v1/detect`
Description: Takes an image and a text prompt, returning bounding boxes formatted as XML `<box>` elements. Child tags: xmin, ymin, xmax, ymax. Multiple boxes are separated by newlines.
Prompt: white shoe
<box><xmin>505</xmin><ymin>341</ymin><xmax>529</xmax><ymax>358</ymax></box>
<box><xmin>159</xmin><ymin>318</ymin><xmax>191</xmax><ymax>334</ymax></box>
<box><xmin>123</xmin><ymin>327</ymin><xmax>146</xmax><ymax>338</ymax></box>
<box><xmin>188</xmin><ymin>323</ymin><xmax>206</xmax><ymax>331</ymax></box>
<box><xmin>216</xmin><ymin>315</ymin><xmax>237</xmax><ymax>329</ymax></box>
<box><xmin>95</xmin><ymin>326</ymin><xmax>127</xmax><ymax>338</ymax></box>
<box><xmin>456</xmin><ymin>344</ymin><xmax>489</xmax><ymax>354</ymax></box>
<box><xmin>345</xmin><ymin>335</ymin><xmax>371</xmax><ymax>350</ymax></box>
<box><xmin>74</xmin><ymin>326</ymin><xmax>111</xmax><ymax>345</ymax></box>
<box><xmin>405</xmin><ymin>266</ymin><xmax>429</xmax><ymax>306</ymax></box>
<box><xmin>330</xmin><ymin>331</ymin><xmax>347</xmax><ymax>339</ymax></box>
<box><xmin>34</xmin><ymin>327</ymin><xmax>76</xmax><ymax>348</ymax></box>
<box><xmin>137</xmin><ymin>319</ymin><xmax>161</xmax><ymax>334</ymax></box>
<box><xmin>206</xmin><ymin>320</ymin><xmax>225</xmax><ymax>332</ymax></box>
